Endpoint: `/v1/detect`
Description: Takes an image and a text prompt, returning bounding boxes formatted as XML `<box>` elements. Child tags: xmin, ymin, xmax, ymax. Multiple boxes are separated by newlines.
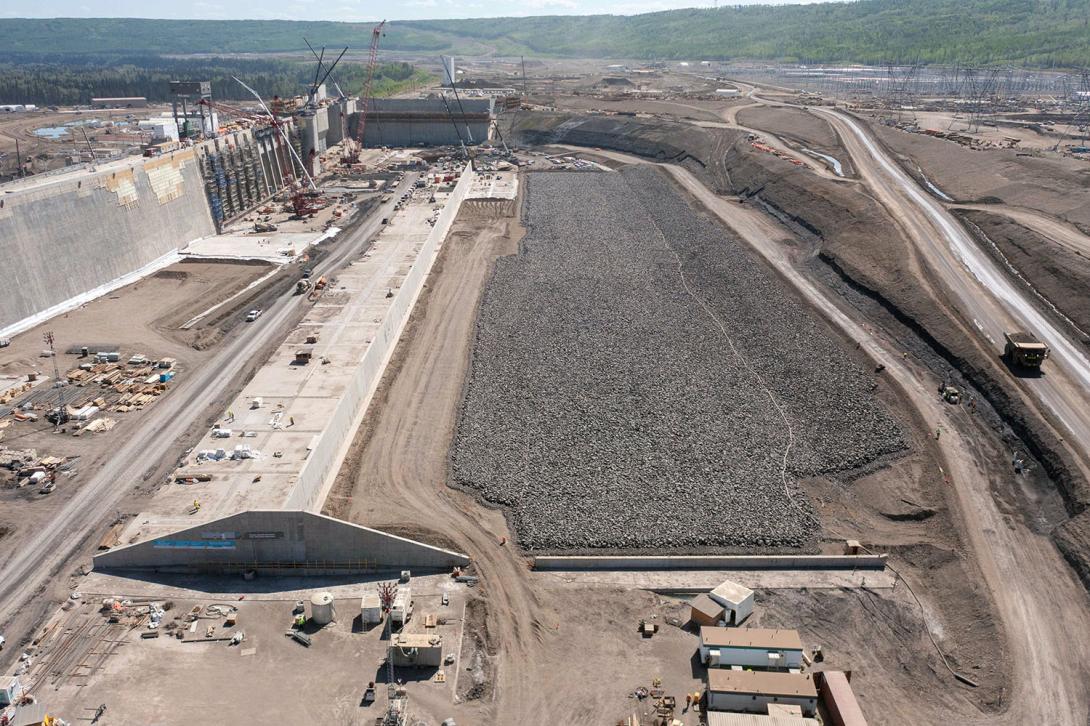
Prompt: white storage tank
<box><xmin>310</xmin><ymin>592</ymin><xmax>336</xmax><ymax>626</ymax></box>
<box><xmin>361</xmin><ymin>593</ymin><xmax>382</xmax><ymax>626</ymax></box>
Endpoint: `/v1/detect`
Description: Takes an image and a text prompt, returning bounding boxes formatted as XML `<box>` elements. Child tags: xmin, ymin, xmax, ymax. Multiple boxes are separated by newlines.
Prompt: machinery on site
<box><xmin>939</xmin><ymin>384</ymin><xmax>961</xmax><ymax>404</ymax></box>
<box><xmin>1003</xmin><ymin>331</ymin><xmax>1050</xmax><ymax>369</ymax></box>
<box><xmin>197</xmin><ymin>95</ymin><xmax>323</xmax><ymax>219</ymax></box>
<box><xmin>342</xmin><ymin>20</ymin><xmax>387</xmax><ymax>166</ymax></box>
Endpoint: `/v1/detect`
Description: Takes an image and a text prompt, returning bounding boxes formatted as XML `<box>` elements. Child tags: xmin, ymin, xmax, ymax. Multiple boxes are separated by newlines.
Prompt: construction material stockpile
<box><xmin>452</xmin><ymin>167</ymin><xmax>905</xmax><ymax>551</ymax></box>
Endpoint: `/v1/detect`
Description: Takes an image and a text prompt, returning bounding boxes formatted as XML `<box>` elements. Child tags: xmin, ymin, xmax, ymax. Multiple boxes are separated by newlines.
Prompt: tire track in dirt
<box><xmin>325</xmin><ymin>196</ymin><xmax>567</xmax><ymax>722</ymax></box>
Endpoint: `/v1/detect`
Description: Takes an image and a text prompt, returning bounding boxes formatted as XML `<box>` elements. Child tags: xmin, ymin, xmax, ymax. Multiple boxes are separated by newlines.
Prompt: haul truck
<box><xmin>1004</xmin><ymin>332</ymin><xmax>1050</xmax><ymax>370</ymax></box>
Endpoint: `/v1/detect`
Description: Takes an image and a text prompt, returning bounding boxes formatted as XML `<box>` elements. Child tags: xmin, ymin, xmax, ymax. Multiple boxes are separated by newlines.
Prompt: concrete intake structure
<box><xmin>348</xmin><ymin>98</ymin><xmax>494</xmax><ymax>148</ymax></box>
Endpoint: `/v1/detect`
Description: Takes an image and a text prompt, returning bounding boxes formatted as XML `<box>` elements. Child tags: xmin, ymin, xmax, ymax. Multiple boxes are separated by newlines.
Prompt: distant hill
<box><xmin>3</xmin><ymin>0</ymin><xmax>1090</xmax><ymax>66</ymax></box>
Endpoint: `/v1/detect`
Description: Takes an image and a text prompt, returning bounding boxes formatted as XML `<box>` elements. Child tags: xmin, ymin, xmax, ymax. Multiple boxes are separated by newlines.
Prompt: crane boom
<box><xmin>346</xmin><ymin>20</ymin><xmax>386</xmax><ymax>163</ymax></box>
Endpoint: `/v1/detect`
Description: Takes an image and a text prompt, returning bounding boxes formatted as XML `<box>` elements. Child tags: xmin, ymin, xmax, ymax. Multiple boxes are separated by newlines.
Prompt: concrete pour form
<box><xmin>95</xmin><ymin>165</ymin><xmax>475</xmax><ymax>575</ymax></box>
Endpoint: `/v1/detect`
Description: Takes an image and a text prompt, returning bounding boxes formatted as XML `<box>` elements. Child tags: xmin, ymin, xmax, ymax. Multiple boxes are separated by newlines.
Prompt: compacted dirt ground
<box><xmin>0</xmin><ymin>260</ymin><xmax>271</xmax><ymax>572</ymax></box>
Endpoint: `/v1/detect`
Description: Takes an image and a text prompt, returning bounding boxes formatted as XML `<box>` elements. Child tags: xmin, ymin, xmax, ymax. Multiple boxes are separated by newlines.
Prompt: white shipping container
<box><xmin>361</xmin><ymin>593</ymin><xmax>382</xmax><ymax>625</ymax></box>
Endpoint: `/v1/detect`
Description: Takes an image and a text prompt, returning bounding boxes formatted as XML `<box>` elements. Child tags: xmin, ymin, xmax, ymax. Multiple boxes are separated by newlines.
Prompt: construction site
<box><xmin>0</xmin><ymin>25</ymin><xmax>1089</xmax><ymax>726</ymax></box>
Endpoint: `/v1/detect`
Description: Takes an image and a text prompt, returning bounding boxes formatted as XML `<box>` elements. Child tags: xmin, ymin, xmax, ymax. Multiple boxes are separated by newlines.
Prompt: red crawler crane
<box><xmin>343</xmin><ymin>19</ymin><xmax>386</xmax><ymax>166</ymax></box>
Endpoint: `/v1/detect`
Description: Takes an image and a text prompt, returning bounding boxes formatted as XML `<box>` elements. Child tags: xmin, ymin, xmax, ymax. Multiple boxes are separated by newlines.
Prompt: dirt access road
<box><xmin>566</xmin><ymin>143</ymin><xmax>1090</xmax><ymax>725</ymax></box>
<box><xmin>0</xmin><ymin>177</ymin><xmax>412</xmax><ymax>655</ymax></box>
<box><xmin>694</xmin><ymin>81</ymin><xmax>1090</xmax><ymax>473</ymax></box>
<box><xmin>808</xmin><ymin>105</ymin><xmax>1090</xmax><ymax>472</ymax></box>
<box><xmin>323</xmin><ymin>196</ymin><xmax>572</xmax><ymax>723</ymax></box>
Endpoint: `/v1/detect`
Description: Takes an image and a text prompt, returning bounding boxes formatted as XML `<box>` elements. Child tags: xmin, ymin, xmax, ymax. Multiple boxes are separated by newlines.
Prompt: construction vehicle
<box><xmin>1004</xmin><ymin>331</ymin><xmax>1050</xmax><ymax>369</ymax></box>
<box><xmin>296</xmin><ymin>279</ymin><xmax>312</xmax><ymax>295</ymax></box>
<box><xmin>939</xmin><ymin>384</ymin><xmax>961</xmax><ymax>404</ymax></box>
<box><xmin>314</xmin><ymin>276</ymin><xmax>328</xmax><ymax>290</ymax></box>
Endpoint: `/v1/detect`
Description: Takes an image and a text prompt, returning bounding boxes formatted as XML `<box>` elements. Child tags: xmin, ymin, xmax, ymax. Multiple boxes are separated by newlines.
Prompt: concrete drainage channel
<box><xmin>533</xmin><ymin>554</ymin><xmax>888</xmax><ymax>570</ymax></box>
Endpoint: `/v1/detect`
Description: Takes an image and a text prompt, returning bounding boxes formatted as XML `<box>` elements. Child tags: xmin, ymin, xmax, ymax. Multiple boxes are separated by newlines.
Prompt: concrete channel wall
<box><xmin>94</xmin><ymin>510</ymin><xmax>470</xmax><ymax>574</ymax></box>
<box><xmin>285</xmin><ymin>165</ymin><xmax>475</xmax><ymax>512</ymax></box>
<box><xmin>533</xmin><ymin>554</ymin><xmax>888</xmax><ymax>570</ymax></box>
<box><xmin>0</xmin><ymin>150</ymin><xmax>216</xmax><ymax>336</ymax></box>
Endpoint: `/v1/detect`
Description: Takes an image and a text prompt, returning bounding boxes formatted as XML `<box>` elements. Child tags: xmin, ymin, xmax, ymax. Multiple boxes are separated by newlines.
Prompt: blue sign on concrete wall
<box><xmin>153</xmin><ymin>539</ymin><xmax>237</xmax><ymax>550</ymax></box>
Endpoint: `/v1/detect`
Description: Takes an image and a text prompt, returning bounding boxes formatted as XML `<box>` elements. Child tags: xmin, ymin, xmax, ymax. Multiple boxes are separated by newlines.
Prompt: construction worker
<box><xmin>192</xmin><ymin>499</ymin><xmax>201</xmax><ymax>512</ymax></box>
<box><xmin>935</xmin><ymin>427</ymin><xmax>942</xmax><ymax>440</ymax></box>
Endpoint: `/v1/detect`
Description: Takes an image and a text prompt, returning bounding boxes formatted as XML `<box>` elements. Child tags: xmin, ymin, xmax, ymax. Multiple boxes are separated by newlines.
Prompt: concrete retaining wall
<box><xmin>0</xmin><ymin>150</ymin><xmax>216</xmax><ymax>336</ymax></box>
<box><xmin>93</xmin><ymin>510</ymin><xmax>469</xmax><ymax>573</ymax></box>
<box><xmin>533</xmin><ymin>554</ymin><xmax>888</xmax><ymax>570</ymax></box>
<box><xmin>285</xmin><ymin>164</ymin><xmax>474</xmax><ymax>512</ymax></box>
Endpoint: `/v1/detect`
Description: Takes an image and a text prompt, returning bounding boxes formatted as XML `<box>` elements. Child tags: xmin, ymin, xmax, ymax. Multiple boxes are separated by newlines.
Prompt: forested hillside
<box><xmin>2</xmin><ymin>0</ymin><xmax>1090</xmax><ymax>66</ymax></box>
<box><xmin>0</xmin><ymin>56</ymin><xmax>430</xmax><ymax>106</ymax></box>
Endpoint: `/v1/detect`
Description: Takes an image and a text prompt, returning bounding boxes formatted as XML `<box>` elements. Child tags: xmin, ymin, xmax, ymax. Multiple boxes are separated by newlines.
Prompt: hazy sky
<box><xmin>2</xmin><ymin>0</ymin><xmax>834</xmax><ymax>22</ymax></box>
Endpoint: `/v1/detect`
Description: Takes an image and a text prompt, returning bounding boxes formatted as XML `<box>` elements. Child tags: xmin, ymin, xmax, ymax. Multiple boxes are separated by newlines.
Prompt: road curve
<box><xmin>808</xmin><ymin>107</ymin><xmax>1090</xmax><ymax>465</ymax></box>
<box><xmin>0</xmin><ymin>180</ymin><xmax>409</xmax><ymax>634</ymax></box>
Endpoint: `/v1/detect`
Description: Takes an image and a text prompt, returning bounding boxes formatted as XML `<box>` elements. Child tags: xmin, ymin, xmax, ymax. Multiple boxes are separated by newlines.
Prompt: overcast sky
<box><xmin>2</xmin><ymin>0</ymin><xmax>834</xmax><ymax>21</ymax></box>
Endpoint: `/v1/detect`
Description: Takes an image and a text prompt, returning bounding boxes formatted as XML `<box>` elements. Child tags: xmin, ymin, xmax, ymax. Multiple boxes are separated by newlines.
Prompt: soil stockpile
<box><xmin>452</xmin><ymin>167</ymin><xmax>905</xmax><ymax>551</ymax></box>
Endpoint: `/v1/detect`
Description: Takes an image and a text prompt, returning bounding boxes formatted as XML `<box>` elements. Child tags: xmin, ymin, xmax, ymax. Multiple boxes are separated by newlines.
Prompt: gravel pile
<box><xmin>452</xmin><ymin>168</ymin><xmax>905</xmax><ymax>551</ymax></box>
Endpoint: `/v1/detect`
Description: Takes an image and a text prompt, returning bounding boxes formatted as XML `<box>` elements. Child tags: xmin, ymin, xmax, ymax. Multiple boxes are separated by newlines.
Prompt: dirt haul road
<box><xmin>805</xmin><ymin>107</ymin><xmax>1090</xmax><ymax>472</ymax></box>
<box><xmin>557</xmin><ymin>144</ymin><xmax>1090</xmax><ymax>724</ymax></box>
<box><xmin>0</xmin><ymin>178</ymin><xmax>412</xmax><ymax>648</ymax></box>
<box><xmin>325</xmin><ymin>200</ymin><xmax>575</xmax><ymax>724</ymax></box>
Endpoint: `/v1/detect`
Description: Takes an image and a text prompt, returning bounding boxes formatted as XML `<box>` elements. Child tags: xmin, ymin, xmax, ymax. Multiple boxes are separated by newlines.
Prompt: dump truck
<box><xmin>1004</xmin><ymin>332</ymin><xmax>1050</xmax><ymax>369</ymax></box>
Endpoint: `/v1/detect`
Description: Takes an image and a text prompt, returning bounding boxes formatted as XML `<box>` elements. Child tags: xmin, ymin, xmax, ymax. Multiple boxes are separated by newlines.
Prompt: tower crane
<box><xmin>343</xmin><ymin>20</ymin><xmax>387</xmax><ymax>166</ymax></box>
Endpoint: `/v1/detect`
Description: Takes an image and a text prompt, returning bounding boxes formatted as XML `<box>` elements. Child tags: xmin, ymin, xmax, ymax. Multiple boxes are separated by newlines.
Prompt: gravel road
<box><xmin>452</xmin><ymin>167</ymin><xmax>904</xmax><ymax>551</ymax></box>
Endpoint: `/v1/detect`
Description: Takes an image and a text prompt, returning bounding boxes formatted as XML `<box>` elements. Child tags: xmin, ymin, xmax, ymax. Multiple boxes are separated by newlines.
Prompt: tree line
<box><xmin>0</xmin><ymin>54</ymin><xmax>428</xmax><ymax>106</ymax></box>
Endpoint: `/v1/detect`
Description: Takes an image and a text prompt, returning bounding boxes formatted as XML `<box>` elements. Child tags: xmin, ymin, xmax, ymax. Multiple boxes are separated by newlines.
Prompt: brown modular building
<box><xmin>706</xmin><ymin>669</ymin><xmax>818</xmax><ymax>716</ymax></box>
<box><xmin>690</xmin><ymin>592</ymin><xmax>726</xmax><ymax>626</ymax></box>
<box><xmin>816</xmin><ymin>671</ymin><xmax>868</xmax><ymax>726</ymax></box>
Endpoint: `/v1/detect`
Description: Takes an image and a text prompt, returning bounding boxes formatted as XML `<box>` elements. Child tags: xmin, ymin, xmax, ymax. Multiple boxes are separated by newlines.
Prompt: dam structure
<box><xmin>0</xmin><ymin>124</ymin><xmax>303</xmax><ymax>337</ymax></box>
